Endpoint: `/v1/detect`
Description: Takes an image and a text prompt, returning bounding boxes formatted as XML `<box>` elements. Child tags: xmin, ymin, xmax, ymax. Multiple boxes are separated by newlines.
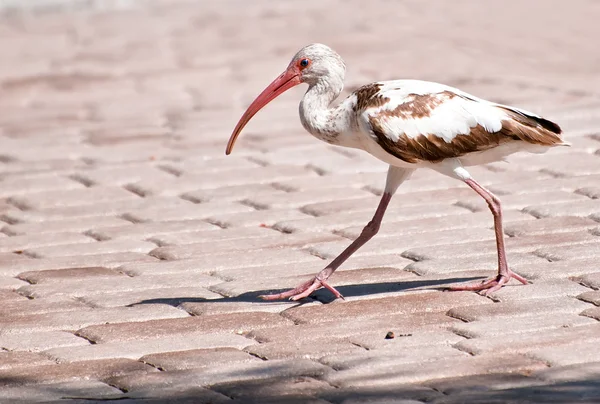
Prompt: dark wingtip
<box><xmin>535</xmin><ymin>117</ymin><xmax>562</xmax><ymax>134</ymax></box>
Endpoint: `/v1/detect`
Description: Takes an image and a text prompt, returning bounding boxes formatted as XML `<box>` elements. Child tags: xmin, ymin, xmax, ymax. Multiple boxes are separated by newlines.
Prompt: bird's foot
<box><xmin>258</xmin><ymin>276</ymin><xmax>344</xmax><ymax>301</ymax></box>
<box><xmin>448</xmin><ymin>268</ymin><xmax>528</xmax><ymax>296</ymax></box>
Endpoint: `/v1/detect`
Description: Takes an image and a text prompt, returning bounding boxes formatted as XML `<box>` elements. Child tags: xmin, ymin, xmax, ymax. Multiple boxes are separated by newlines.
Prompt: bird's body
<box><xmin>226</xmin><ymin>44</ymin><xmax>567</xmax><ymax>301</ymax></box>
<box><xmin>300</xmin><ymin>79</ymin><xmax>564</xmax><ymax>169</ymax></box>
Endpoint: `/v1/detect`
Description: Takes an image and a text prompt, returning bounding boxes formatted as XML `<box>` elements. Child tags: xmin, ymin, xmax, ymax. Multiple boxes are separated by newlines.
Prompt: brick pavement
<box><xmin>0</xmin><ymin>0</ymin><xmax>599</xmax><ymax>402</ymax></box>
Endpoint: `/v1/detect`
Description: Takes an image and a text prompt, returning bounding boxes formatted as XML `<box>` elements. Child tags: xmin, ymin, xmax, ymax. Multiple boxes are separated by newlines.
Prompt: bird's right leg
<box><xmin>259</xmin><ymin>166</ymin><xmax>413</xmax><ymax>301</ymax></box>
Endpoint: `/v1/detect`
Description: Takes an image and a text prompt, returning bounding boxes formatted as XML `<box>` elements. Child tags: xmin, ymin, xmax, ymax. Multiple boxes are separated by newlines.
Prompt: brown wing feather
<box><xmin>367</xmin><ymin>92</ymin><xmax>565</xmax><ymax>164</ymax></box>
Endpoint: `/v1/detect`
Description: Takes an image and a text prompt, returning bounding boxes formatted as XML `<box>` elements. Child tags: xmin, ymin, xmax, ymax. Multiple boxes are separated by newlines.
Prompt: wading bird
<box><xmin>226</xmin><ymin>43</ymin><xmax>567</xmax><ymax>301</ymax></box>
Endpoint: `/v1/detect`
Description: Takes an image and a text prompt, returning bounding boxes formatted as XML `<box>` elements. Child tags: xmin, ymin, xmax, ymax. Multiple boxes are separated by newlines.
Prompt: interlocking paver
<box><xmin>0</xmin><ymin>358</ymin><xmax>157</xmax><ymax>387</ymax></box>
<box><xmin>503</xmin><ymin>216</ymin><xmax>599</xmax><ymax>237</ymax></box>
<box><xmin>0</xmin><ymin>330</ymin><xmax>90</xmax><ymax>352</ymax></box>
<box><xmin>43</xmin><ymin>332</ymin><xmax>254</xmax><ymax>362</ymax></box>
<box><xmin>2</xmin><ymin>216</ymin><xmax>131</xmax><ymax>236</ymax></box>
<box><xmin>76</xmin><ymin>312</ymin><xmax>294</xmax><ymax>343</ymax></box>
<box><xmin>447</xmin><ymin>297</ymin><xmax>591</xmax><ymax>322</ymax></box>
<box><xmin>0</xmin><ymin>305</ymin><xmax>188</xmax><ymax>334</ymax></box>
<box><xmin>0</xmin><ymin>252</ymin><xmax>157</xmax><ymax>276</ymax></box>
<box><xmin>140</xmin><ymin>347</ymin><xmax>261</xmax><ymax>371</ymax></box>
<box><xmin>1</xmin><ymin>0</ymin><xmax>599</xmax><ymax>401</ymax></box>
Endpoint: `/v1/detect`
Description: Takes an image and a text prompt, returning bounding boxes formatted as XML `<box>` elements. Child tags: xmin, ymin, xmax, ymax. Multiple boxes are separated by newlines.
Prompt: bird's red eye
<box><xmin>299</xmin><ymin>58</ymin><xmax>311</xmax><ymax>69</ymax></box>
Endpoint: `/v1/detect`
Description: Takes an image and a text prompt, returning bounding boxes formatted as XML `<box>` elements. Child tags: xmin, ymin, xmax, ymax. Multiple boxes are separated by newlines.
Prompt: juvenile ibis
<box><xmin>226</xmin><ymin>43</ymin><xmax>567</xmax><ymax>301</ymax></box>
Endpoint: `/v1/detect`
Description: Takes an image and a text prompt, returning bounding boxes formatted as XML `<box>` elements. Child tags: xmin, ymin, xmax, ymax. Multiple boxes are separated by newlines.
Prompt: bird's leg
<box><xmin>259</xmin><ymin>192</ymin><xmax>393</xmax><ymax>301</ymax></box>
<box><xmin>449</xmin><ymin>178</ymin><xmax>528</xmax><ymax>295</ymax></box>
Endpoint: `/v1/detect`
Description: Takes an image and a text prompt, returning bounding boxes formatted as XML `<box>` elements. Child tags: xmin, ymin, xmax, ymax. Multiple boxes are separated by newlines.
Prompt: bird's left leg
<box><xmin>259</xmin><ymin>166</ymin><xmax>414</xmax><ymax>301</ymax></box>
<box><xmin>434</xmin><ymin>160</ymin><xmax>528</xmax><ymax>295</ymax></box>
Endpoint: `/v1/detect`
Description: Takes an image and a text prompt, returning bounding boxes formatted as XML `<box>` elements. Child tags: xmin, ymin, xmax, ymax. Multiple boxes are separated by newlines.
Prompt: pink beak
<box><xmin>226</xmin><ymin>68</ymin><xmax>301</xmax><ymax>155</ymax></box>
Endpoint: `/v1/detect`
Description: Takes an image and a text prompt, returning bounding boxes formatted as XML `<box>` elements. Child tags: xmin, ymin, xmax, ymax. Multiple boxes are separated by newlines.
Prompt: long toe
<box><xmin>448</xmin><ymin>270</ymin><xmax>528</xmax><ymax>294</ymax></box>
<box><xmin>258</xmin><ymin>278</ymin><xmax>316</xmax><ymax>301</ymax></box>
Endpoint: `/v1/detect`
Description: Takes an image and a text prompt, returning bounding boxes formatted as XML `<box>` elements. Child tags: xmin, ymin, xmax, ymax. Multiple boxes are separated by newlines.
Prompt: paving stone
<box><xmin>123</xmin><ymin>201</ymin><xmax>255</xmax><ymax>223</ymax></box>
<box><xmin>182</xmin><ymin>183</ymin><xmax>286</xmax><ymax>203</ymax></box>
<box><xmin>323</xmin><ymin>353</ymin><xmax>546</xmax><ymax>387</ymax></box>
<box><xmin>73</xmin><ymin>164</ymin><xmax>177</xmax><ymax>186</ymax></box>
<box><xmin>577</xmin><ymin>186</ymin><xmax>600</xmax><ymax>199</ymax></box>
<box><xmin>488</xmin><ymin>174</ymin><xmax>600</xmax><ymax>195</ymax></box>
<box><xmin>17</xmin><ymin>272</ymin><xmax>219</xmax><ymax>299</ymax></box>
<box><xmin>581</xmin><ymin>306</ymin><xmax>600</xmax><ymax>320</ymax></box>
<box><xmin>17</xmin><ymin>266</ymin><xmax>121</xmax><ymax>284</ymax></box>
<box><xmin>76</xmin><ymin>312</ymin><xmax>293</xmax><ymax>343</ymax></box>
<box><xmin>2</xmin><ymin>216</ymin><xmax>130</xmax><ymax>236</ymax></box>
<box><xmin>534</xmin><ymin>241</ymin><xmax>600</xmax><ymax>261</ymax></box>
<box><xmin>348</xmin><ymin>329</ymin><xmax>466</xmax><ymax>351</ymax></box>
<box><xmin>245</xmin><ymin>187</ymin><xmax>375</xmax><ymax>210</ymax></box>
<box><xmin>214</xmin><ymin>254</ymin><xmax>412</xmax><ymax>282</ymax></box>
<box><xmin>533</xmin><ymin>361</ymin><xmax>600</xmax><ymax>384</ymax></box>
<box><xmin>512</xmin><ymin>258</ymin><xmax>600</xmax><ymax>280</ymax></box>
<box><xmin>207</xmin><ymin>207</ymin><xmax>312</xmax><ymax>228</ymax></box>
<box><xmin>127</xmin><ymin>166</ymin><xmax>318</xmax><ymax>196</ymax></box>
<box><xmin>43</xmin><ymin>332</ymin><xmax>254</xmax><ymax>362</ymax></box>
<box><xmin>0</xmin><ymin>252</ymin><xmax>157</xmax><ymax>277</ymax></box>
<box><xmin>0</xmin><ymin>275</ymin><xmax>28</xmax><ymax>290</ymax></box>
<box><xmin>247</xmin><ymin>338</ymin><xmax>363</xmax><ymax>360</ymax></box>
<box><xmin>0</xmin><ymin>358</ymin><xmax>157</xmax><ymax>387</ymax></box>
<box><xmin>81</xmin><ymin>286</ymin><xmax>223</xmax><ymax>308</ymax></box>
<box><xmin>211</xmin><ymin>377</ymin><xmax>335</xmax><ymax>403</ymax></box>
<box><xmin>323</xmin><ymin>344</ymin><xmax>468</xmax><ymax>371</ymax></box>
<box><xmin>0</xmin><ymin>174</ymin><xmax>85</xmax><ymax>198</ymax></box>
<box><xmin>0</xmin><ymin>331</ymin><xmax>90</xmax><ymax>352</ymax></box>
<box><xmin>23</xmin><ymin>239</ymin><xmax>157</xmax><ymax>258</ymax></box>
<box><xmin>8</xmin><ymin>186</ymin><xmax>139</xmax><ymax>210</ymax></box>
<box><xmin>336</xmin><ymin>210</ymin><xmax>536</xmax><ymax>239</ymax></box>
<box><xmin>2</xmin><ymin>196</ymin><xmax>190</xmax><ymax>223</ymax></box>
<box><xmin>87</xmin><ymin>219</ymin><xmax>220</xmax><ymax>241</ymax></box>
<box><xmin>0</xmin><ymin>351</ymin><xmax>55</xmax><ymax>370</ymax></box>
<box><xmin>283</xmin><ymin>291</ymin><xmax>489</xmax><ymax>324</ymax></box>
<box><xmin>0</xmin><ymin>296</ymin><xmax>89</xmax><ymax>317</ymax></box>
<box><xmin>148</xmin><ymin>226</ymin><xmax>282</xmax><ymax>246</ymax></box>
<box><xmin>308</xmin><ymin>227</ymin><xmax>495</xmax><ymax>260</ymax></box>
<box><xmin>134</xmin><ymin>250</ymin><xmax>318</xmax><ymax>278</ymax></box>
<box><xmin>539</xmin><ymin>152</ymin><xmax>600</xmax><ymax>176</ymax></box>
<box><xmin>424</xmin><ymin>373</ymin><xmax>548</xmax><ymax>396</ymax></box>
<box><xmin>450</xmin><ymin>312</ymin><xmax>598</xmax><ymax>339</ymax></box>
<box><xmin>248</xmin><ymin>312</ymin><xmax>459</xmax><ymax>344</ymax></box>
<box><xmin>0</xmin><ymin>380</ymin><xmax>123</xmax><ymax>403</ymax></box>
<box><xmin>403</xmin><ymin>231</ymin><xmax>598</xmax><ymax>260</ymax></box>
<box><xmin>180</xmin><ymin>299</ymin><xmax>303</xmax><ymax>316</ymax></box>
<box><xmin>529</xmin><ymin>340</ymin><xmax>600</xmax><ymax>366</ymax></box>
<box><xmin>578</xmin><ymin>290</ymin><xmax>600</xmax><ymax>306</ymax></box>
<box><xmin>406</xmin><ymin>253</ymin><xmax>546</xmax><ymax>276</ymax></box>
<box><xmin>277</xmin><ymin>208</ymin><xmax>530</xmax><ymax>234</ymax></box>
<box><xmin>0</xmin><ymin>232</ymin><xmax>94</xmax><ymax>253</ymax></box>
<box><xmin>574</xmin><ymin>272</ymin><xmax>600</xmax><ymax>289</ymax></box>
<box><xmin>0</xmin><ymin>305</ymin><xmax>188</xmax><ymax>335</ymax></box>
<box><xmin>503</xmin><ymin>216</ymin><xmax>599</xmax><ymax>237</ymax></box>
<box><xmin>108</xmin><ymin>358</ymin><xmax>330</xmax><ymax>392</ymax></box>
<box><xmin>151</xmin><ymin>232</ymin><xmax>342</xmax><ymax>260</ymax></box>
<box><xmin>210</xmin><ymin>266</ymin><xmax>423</xmax><ymax>299</ymax></box>
<box><xmin>447</xmin><ymin>297</ymin><xmax>591</xmax><ymax>321</ymax></box>
<box><xmin>321</xmin><ymin>385</ymin><xmax>441</xmax><ymax>404</ymax></box>
<box><xmin>140</xmin><ymin>347</ymin><xmax>261</xmax><ymax>371</ymax></box>
<box><xmin>273</xmin><ymin>172</ymin><xmax>384</xmax><ymax>192</ymax></box>
<box><xmin>523</xmin><ymin>199</ymin><xmax>600</xmax><ymax>218</ymax></box>
<box><xmin>455</xmin><ymin>323</ymin><xmax>600</xmax><ymax>355</ymax></box>
<box><xmin>485</xmin><ymin>278</ymin><xmax>590</xmax><ymax>301</ymax></box>
<box><xmin>460</xmin><ymin>191</ymin><xmax>588</xmax><ymax>213</ymax></box>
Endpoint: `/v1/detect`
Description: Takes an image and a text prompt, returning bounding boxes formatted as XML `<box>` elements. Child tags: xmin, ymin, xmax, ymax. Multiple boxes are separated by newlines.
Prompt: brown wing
<box><xmin>357</xmin><ymin>87</ymin><xmax>564</xmax><ymax>164</ymax></box>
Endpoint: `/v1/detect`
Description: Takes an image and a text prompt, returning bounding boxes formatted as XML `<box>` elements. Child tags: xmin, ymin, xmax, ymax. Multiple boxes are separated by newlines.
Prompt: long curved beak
<box><xmin>226</xmin><ymin>69</ymin><xmax>301</xmax><ymax>155</ymax></box>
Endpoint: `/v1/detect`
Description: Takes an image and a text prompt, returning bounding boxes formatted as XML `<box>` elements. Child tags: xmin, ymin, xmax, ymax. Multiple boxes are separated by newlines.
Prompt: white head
<box><xmin>226</xmin><ymin>43</ymin><xmax>346</xmax><ymax>154</ymax></box>
<box><xmin>290</xmin><ymin>43</ymin><xmax>346</xmax><ymax>86</ymax></box>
